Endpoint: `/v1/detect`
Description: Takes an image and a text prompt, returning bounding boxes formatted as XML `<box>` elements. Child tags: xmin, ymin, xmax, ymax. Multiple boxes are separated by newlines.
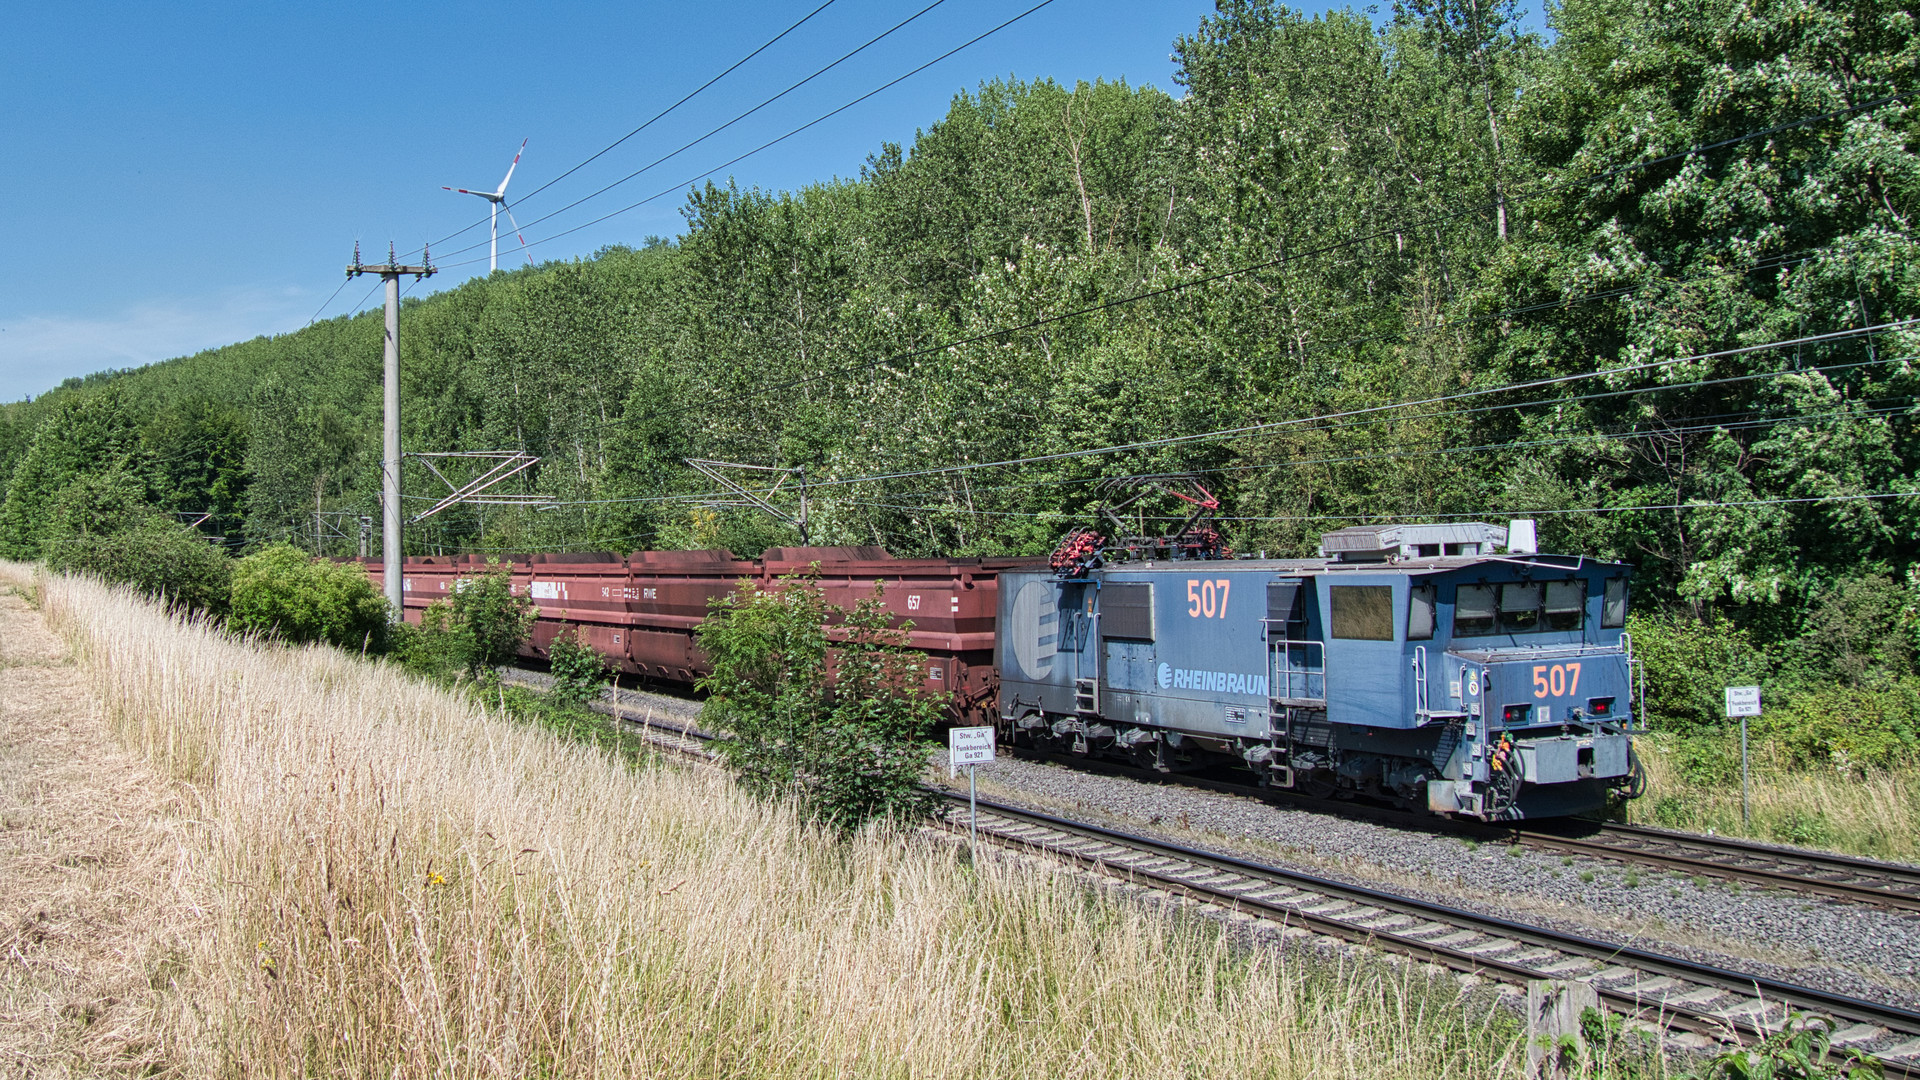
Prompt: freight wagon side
<box><xmin>368</xmin><ymin>548</ymin><xmax>1021</xmax><ymax>723</ymax></box>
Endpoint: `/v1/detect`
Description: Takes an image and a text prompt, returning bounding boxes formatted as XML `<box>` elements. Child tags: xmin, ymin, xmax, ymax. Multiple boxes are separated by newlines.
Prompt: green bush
<box><xmin>698</xmin><ymin>576</ymin><xmax>942</xmax><ymax>834</ymax></box>
<box><xmin>228</xmin><ymin>543</ymin><xmax>388</xmax><ymax>650</ymax></box>
<box><xmin>1626</xmin><ymin>612</ymin><xmax>1766</xmax><ymax>735</ymax></box>
<box><xmin>412</xmin><ymin>561</ymin><xmax>534</xmax><ymax>679</ymax></box>
<box><xmin>45</xmin><ymin>469</ymin><xmax>151</xmax><ymax>546</ymax></box>
<box><xmin>1760</xmin><ymin>678</ymin><xmax>1920</xmax><ymax>772</ymax></box>
<box><xmin>46</xmin><ymin>521</ymin><xmax>233</xmax><ymax>616</ymax></box>
<box><xmin>548</xmin><ymin>625</ymin><xmax>612</xmax><ymax>709</ymax></box>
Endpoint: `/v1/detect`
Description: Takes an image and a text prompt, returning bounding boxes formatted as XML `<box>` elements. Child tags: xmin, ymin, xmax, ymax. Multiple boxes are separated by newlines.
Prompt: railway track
<box><xmin>1005</xmin><ymin>742</ymin><xmax>1920</xmax><ymax>915</ymax></box>
<box><xmin>567</xmin><ymin>684</ymin><xmax>1920</xmax><ymax>1067</ymax></box>
<box><xmin>1494</xmin><ymin>821</ymin><xmax>1920</xmax><ymax>916</ymax></box>
<box><xmin>944</xmin><ymin>794</ymin><xmax>1920</xmax><ymax>1071</ymax></box>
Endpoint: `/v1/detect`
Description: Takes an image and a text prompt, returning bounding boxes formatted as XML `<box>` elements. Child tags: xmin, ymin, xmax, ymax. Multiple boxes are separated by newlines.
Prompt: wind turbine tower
<box><xmin>443</xmin><ymin>139</ymin><xmax>532</xmax><ymax>272</ymax></box>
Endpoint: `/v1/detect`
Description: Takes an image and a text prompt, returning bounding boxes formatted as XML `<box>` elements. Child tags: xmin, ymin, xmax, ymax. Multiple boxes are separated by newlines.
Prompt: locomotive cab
<box><xmin>997</xmin><ymin>521</ymin><xmax>1642</xmax><ymax>821</ymax></box>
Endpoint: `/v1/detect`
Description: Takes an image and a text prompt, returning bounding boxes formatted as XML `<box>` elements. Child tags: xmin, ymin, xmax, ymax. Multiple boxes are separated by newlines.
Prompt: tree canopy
<box><xmin>2</xmin><ymin>0</ymin><xmax>1914</xmax><ymax>684</ymax></box>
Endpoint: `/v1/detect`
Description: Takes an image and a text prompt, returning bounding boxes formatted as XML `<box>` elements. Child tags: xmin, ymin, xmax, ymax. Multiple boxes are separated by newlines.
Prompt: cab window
<box><xmin>1454</xmin><ymin>584</ymin><xmax>1496</xmax><ymax>636</ymax></box>
<box><xmin>1498</xmin><ymin>583</ymin><xmax>1542</xmax><ymax>633</ymax></box>
<box><xmin>1408</xmin><ymin>584</ymin><xmax>1436</xmax><ymax>640</ymax></box>
<box><xmin>1330</xmin><ymin>586</ymin><xmax>1395</xmax><ymax>640</ymax></box>
<box><xmin>1544</xmin><ymin>580</ymin><xmax>1584</xmax><ymax>631</ymax></box>
<box><xmin>1602</xmin><ymin>578</ymin><xmax>1628</xmax><ymax>628</ymax></box>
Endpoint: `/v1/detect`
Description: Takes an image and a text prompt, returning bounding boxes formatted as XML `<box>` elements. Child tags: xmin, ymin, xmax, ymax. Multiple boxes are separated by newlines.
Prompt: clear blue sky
<box><xmin>0</xmin><ymin>0</ymin><xmax>1232</xmax><ymax>401</ymax></box>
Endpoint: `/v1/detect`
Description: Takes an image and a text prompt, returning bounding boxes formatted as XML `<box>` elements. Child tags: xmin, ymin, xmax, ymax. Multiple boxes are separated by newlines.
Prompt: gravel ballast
<box><xmin>533</xmin><ymin>674</ymin><xmax>1920</xmax><ymax>1012</ymax></box>
<box><xmin>952</xmin><ymin>752</ymin><xmax>1920</xmax><ymax>1010</ymax></box>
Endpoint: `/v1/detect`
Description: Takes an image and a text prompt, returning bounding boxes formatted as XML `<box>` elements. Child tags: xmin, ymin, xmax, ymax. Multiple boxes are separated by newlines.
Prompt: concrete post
<box><xmin>345</xmin><ymin>245</ymin><xmax>433</xmax><ymax>619</ymax></box>
<box><xmin>1526</xmin><ymin>979</ymin><xmax>1600</xmax><ymax>1078</ymax></box>
<box><xmin>382</xmin><ymin>274</ymin><xmax>403</xmax><ymax>615</ymax></box>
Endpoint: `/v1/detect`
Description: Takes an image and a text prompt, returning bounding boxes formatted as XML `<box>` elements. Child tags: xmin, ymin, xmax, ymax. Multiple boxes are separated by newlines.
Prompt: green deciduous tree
<box><xmin>698</xmin><ymin>577</ymin><xmax>942</xmax><ymax>833</ymax></box>
<box><xmin>0</xmin><ymin>388</ymin><xmax>144</xmax><ymax>559</ymax></box>
<box><xmin>46</xmin><ymin>522</ymin><xmax>233</xmax><ymax>616</ymax></box>
<box><xmin>415</xmin><ymin>561</ymin><xmax>535</xmax><ymax>678</ymax></box>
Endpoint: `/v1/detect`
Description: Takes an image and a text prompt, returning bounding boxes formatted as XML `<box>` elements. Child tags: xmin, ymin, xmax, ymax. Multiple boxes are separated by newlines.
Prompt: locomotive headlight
<box><xmin>1588</xmin><ymin>697</ymin><xmax>1614</xmax><ymax>717</ymax></box>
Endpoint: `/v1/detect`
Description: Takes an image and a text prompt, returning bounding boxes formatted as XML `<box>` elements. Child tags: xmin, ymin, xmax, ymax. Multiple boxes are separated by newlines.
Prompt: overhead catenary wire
<box><xmin>689</xmin><ymin>321</ymin><xmax>1920</xmax><ymax>496</ymax></box>
<box><xmin>543</xmin><ymin>230</ymin><xmax>1910</xmax><ymax>446</ymax></box>
<box><xmin>847</xmin><ymin>399</ymin><xmax>1920</xmax><ymax>515</ymax></box>
<box><xmin>512</xmin><ymin>322</ymin><xmax>1917</xmax><ymax>513</ymax></box>
<box><xmin>404</xmin><ymin>390</ymin><xmax>1920</xmax><ymax>549</ymax></box>
<box><xmin>411</xmin><ymin>487</ymin><xmax>1920</xmax><ymax>555</ymax></box>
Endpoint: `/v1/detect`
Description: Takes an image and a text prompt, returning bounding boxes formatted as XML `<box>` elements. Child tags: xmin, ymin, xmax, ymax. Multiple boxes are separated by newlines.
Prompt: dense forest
<box><xmin>3</xmin><ymin>0</ymin><xmax>1917</xmax><ymax>721</ymax></box>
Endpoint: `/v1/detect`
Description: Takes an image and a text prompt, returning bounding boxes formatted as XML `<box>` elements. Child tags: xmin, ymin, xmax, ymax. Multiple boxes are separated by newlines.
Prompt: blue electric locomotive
<box><xmin>994</xmin><ymin>522</ymin><xmax>1641</xmax><ymax>820</ymax></box>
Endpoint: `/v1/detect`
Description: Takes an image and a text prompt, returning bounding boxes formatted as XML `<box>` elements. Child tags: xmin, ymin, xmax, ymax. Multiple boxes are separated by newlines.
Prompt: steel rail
<box><xmin>1492</xmin><ymin>822</ymin><xmax>1920</xmax><ymax>915</ymax></box>
<box><xmin>941</xmin><ymin>792</ymin><xmax>1920</xmax><ymax>1069</ymax></box>
<box><xmin>582</xmin><ymin>688</ymin><xmax>1920</xmax><ymax>919</ymax></box>
<box><xmin>1008</xmin><ymin>743</ymin><xmax>1920</xmax><ymax>914</ymax></box>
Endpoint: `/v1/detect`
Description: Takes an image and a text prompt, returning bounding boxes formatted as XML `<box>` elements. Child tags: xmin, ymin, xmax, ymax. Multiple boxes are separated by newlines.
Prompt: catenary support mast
<box><xmin>347</xmin><ymin>243</ymin><xmax>435</xmax><ymax>617</ymax></box>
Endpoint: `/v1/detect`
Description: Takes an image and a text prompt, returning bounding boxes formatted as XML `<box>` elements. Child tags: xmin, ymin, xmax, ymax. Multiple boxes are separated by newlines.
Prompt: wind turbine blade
<box><xmin>496</xmin><ymin>138</ymin><xmax>527</xmax><ymax>197</ymax></box>
<box><xmin>502</xmin><ymin>202</ymin><xmax>535</xmax><ymax>266</ymax></box>
<box><xmin>445</xmin><ymin>186</ymin><xmax>492</xmax><ymax>198</ymax></box>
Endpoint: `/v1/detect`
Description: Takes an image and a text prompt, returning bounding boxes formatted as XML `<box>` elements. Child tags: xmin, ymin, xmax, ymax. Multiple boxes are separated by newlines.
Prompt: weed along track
<box><xmin>577</xmin><ymin>679</ymin><xmax>1920</xmax><ymax>1067</ymax></box>
<box><xmin>939</xmin><ymin>794</ymin><xmax>1920</xmax><ymax>1069</ymax></box>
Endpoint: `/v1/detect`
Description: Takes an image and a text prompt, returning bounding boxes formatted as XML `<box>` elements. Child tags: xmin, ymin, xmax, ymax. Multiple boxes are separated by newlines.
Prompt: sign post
<box><xmin>948</xmin><ymin>726</ymin><xmax>996</xmax><ymax>848</ymax></box>
<box><xmin>1725</xmin><ymin>686</ymin><xmax>1761</xmax><ymax>830</ymax></box>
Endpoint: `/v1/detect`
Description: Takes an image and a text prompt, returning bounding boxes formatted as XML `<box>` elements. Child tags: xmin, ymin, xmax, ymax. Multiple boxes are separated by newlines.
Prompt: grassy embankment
<box><xmin>1627</xmin><ymin>735</ymin><xmax>1920</xmax><ymax>862</ymax></box>
<box><xmin>4</xmin><ymin>562</ymin><xmax>1587</xmax><ymax>1079</ymax></box>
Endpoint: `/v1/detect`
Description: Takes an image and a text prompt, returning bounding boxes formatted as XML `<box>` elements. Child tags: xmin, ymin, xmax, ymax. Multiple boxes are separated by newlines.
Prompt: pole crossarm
<box><xmin>407</xmin><ymin>451</ymin><xmax>549</xmax><ymax>523</ymax></box>
<box><xmin>686</xmin><ymin>458</ymin><xmax>811</xmax><ymax>543</ymax></box>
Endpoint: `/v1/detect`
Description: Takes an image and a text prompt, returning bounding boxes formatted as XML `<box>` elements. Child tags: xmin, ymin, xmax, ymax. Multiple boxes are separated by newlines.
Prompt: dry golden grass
<box><xmin>1629</xmin><ymin>737</ymin><xmax>1920</xmax><ymax>862</ymax></box>
<box><xmin>0</xmin><ymin>581</ymin><xmax>204</xmax><ymax>1078</ymax></box>
<box><xmin>10</xmin><ymin>562</ymin><xmax>1576</xmax><ymax>1078</ymax></box>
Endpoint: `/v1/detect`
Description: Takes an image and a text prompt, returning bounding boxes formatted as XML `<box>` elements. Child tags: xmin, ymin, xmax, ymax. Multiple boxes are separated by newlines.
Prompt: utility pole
<box><xmin>347</xmin><ymin>242</ymin><xmax>434</xmax><ymax>617</ymax></box>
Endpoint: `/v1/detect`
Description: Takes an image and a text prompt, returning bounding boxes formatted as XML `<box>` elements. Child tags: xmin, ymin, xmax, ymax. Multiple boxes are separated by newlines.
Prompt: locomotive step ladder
<box><xmin>1072</xmin><ymin>678</ymin><xmax>1098</xmax><ymax>753</ymax></box>
<box><xmin>1265</xmin><ymin>641</ymin><xmax>1326</xmax><ymax>790</ymax></box>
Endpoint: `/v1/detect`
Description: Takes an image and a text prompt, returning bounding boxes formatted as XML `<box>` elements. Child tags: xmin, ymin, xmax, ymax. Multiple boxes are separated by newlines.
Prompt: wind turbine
<box><xmin>443</xmin><ymin>139</ymin><xmax>533</xmax><ymax>272</ymax></box>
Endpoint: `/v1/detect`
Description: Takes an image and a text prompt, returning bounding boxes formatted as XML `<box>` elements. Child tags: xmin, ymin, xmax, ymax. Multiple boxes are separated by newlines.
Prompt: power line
<box><xmin>540</xmin><ymin>231</ymin><xmax>1910</xmax><ymax>447</ymax></box>
<box><xmin>410</xmin><ymin>486</ymin><xmax>1920</xmax><ymax>555</ymax></box>
<box><xmin>1193</xmin><ymin>490</ymin><xmax>1920</xmax><ymax>524</ymax></box>
<box><xmin>436</xmin><ymin>0</ymin><xmax>1064</xmax><ymax>270</ymax></box>
<box><xmin>306</xmin><ymin>276</ymin><xmax>353</xmax><ymax>327</ymax></box>
<box><xmin>740</xmin><ymin>321</ymin><xmax>1920</xmax><ymax>495</ymax></box>
<box><xmin>415</xmin><ymin>0</ymin><xmax>845</xmax><ymax>259</ymax></box>
<box><xmin>433</xmin><ymin>0</ymin><xmax>955</xmax><ymax>264</ymax></box>
<box><xmin>851</xmin><ymin>400</ymin><xmax>1919</xmax><ymax>516</ymax></box>
<box><xmin>873</xmin><ymin>392</ymin><xmax>1920</xmax><ymax>508</ymax></box>
<box><xmin>517</xmin><ymin>323</ymin><xmax>1917</xmax><ymax>512</ymax></box>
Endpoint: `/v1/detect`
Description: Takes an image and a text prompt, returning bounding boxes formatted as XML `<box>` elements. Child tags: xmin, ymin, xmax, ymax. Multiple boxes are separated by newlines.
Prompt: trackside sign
<box><xmin>949</xmin><ymin>726</ymin><xmax>995</xmax><ymax>773</ymax></box>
